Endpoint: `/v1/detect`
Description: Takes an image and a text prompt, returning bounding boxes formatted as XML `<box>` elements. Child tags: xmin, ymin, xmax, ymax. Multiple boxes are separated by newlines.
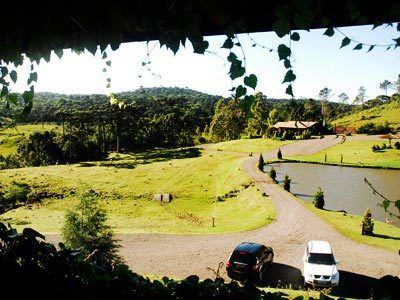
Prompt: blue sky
<box><xmin>11</xmin><ymin>24</ymin><xmax>400</xmax><ymax>101</ymax></box>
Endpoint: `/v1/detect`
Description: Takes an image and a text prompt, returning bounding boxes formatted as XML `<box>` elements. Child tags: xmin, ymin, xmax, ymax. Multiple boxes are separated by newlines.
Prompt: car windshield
<box><xmin>230</xmin><ymin>251</ymin><xmax>256</xmax><ymax>265</ymax></box>
<box><xmin>308</xmin><ymin>253</ymin><xmax>335</xmax><ymax>265</ymax></box>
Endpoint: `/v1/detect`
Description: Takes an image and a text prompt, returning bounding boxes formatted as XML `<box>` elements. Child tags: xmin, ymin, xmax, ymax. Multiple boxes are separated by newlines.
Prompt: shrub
<box><xmin>0</xmin><ymin>181</ymin><xmax>31</xmax><ymax>212</ymax></box>
<box><xmin>269</xmin><ymin>167</ymin><xmax>277</xmax><ymax>182</ymax></box>
<box><xmin>282</xmin><ymin>174</ymin><xmax>291</xmax><ymax>192</ymax></box>
<box><xmin>361</xmin><ymin>208</ymin><xmax>374</xmax><ymax>235</ymax></box>
<box><xmin>313</xmin><ymin>187</ymin><xmax>325</xmax><ymax>209</ymax></box>
<box><xmin>62</xmin><ymin>189</ymin><xmax>121</xmax><ymax>267</ymax></box>
<box><xmin>372</xmin><ymin>144</ymin><xmax>381</xmax><ymax>152</ymax></box>
<box><xmin>277</xmin><ymin>148</ymin><xmax>282</xmax><ymax>159</ymax></box>
<box><xmin>394</xmin><ymin>141</ymin><xmax>400</xmax><ymax>149</ymax></box>
<box><xmin>258</xmin><ymin>154</ymin><xmax>265</xmax><ymax>171</ymax></box>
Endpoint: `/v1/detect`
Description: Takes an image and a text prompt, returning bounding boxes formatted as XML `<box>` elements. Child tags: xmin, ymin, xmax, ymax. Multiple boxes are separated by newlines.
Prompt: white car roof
<box><xmin>308</xmin><ymin>240</ymin><xmax>332</xmax><ymax>254</ymax></box>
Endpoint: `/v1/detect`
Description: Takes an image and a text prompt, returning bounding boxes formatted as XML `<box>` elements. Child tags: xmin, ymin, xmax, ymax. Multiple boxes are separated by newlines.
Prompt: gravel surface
<box><xmin>46</xmin><ymin>136</ymin><xmax>400</xmax><ymax>297</ymax></box>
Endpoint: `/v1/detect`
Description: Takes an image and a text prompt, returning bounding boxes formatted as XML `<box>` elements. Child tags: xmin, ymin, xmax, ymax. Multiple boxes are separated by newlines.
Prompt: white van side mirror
<box><xmin>335</xmin><ymin>259</ymin><xmax>340</xmax><ymax>265</ymax></box>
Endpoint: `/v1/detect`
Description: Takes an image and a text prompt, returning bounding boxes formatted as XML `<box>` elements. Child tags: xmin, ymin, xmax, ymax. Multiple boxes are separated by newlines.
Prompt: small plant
<box><xmin>394</xmin><ymin>141</ymin><xmax>400</xmax><ymax>150</ymax></box>
<box><xmin>313</xmin><ymin>187</ymin><xmax>325</xmax><ymax>209</ymax></box>
<box><xmin>62</xmin><ymin>189</ymin><xmax>121</xmax><ymax>267</ymax></box>
<box><xmin>269</xmin><ymin>167</ymin><xmax>277</xmax><ymax>182</ymax></box>
<box><xmin>258</xmin><ymin>154</ymin><xmax>265</xmax><ymax>171</ymax></box>
<box><xmin>277</xmin><ymin>148</ymin><xmax>282</xmax><ymax>159</ymax></box>
<box><xmin>282</xmin><ymin>174</ymin><xmax>291</xmax><ymax>192</ymax></box>
<box><xmin>372</xmin><ymin>144</ymin><xmax>381</xmax><ymax>152</ymax></box>
<box><xmin>361</xmin><ymin>208</ymin><xmax>374</xmax><ymax>235</ymax></box>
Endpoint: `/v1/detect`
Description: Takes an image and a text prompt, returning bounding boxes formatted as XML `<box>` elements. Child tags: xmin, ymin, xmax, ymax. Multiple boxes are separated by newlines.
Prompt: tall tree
<box><xmin>210</xmin><ymin>99</ymin><xmax>246</xmax><ymax>142</ymax></box>
<box><xmin>354</xmin><ymin>86</ymin><xmax>367</xmax><ymax>106</ymax></box>
<box><xmin>379</xmin><ymin>80</ymin><xmax>392</xmax><ymax>96</ymax></box>
<box><xmin>338</xmin><ymin>93</ymin><xmax>349</xmax><ymax>104</ymax></box>
<box><xmin>318</xmin><ymin>87</ymin><xmax>332</xmax><ymax>126</ymax></box>
<box><xmin>394</xmin><ymin>74</ymin><xmax>400</xmax><ymax>94</ymax></box>
<box><xmin>245</xmin><ymin>94</ymin><xmax>269</xmax><ymax>137</ymax></box>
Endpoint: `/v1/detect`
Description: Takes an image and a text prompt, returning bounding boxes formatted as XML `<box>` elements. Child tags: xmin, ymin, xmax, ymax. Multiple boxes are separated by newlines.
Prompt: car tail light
<box><xmin>226</xmin><ymin>261</ymin><xmax>231</xmax><ymax>268</ymax></box>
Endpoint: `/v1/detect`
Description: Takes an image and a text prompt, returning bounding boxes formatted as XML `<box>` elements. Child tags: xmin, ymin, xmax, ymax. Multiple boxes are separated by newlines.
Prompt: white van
<box><xmin>303</xmin><ymin>240</ymin><xmax>339</xmax><ymax>287</ymax></box>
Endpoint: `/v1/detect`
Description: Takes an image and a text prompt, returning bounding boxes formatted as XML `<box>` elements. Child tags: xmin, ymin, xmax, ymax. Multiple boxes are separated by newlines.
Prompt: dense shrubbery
<box><xmin>357</xmin><ymin>121</ymin><xmax>392</xmax><ymax>134</ymax></box>
<box><xmin>0</xmin><ymin>181</ymin><xmax>31</xmax><ymax>213</ymax></box>
<box><xmin>269</xmin><ymin>167</ymin><xmax>277</xmax><ymax>182</ymax></box>
<box><xmin>0</xmin><ymin>222</ymin><xmax>299</xmax><ymax>300</ymax></box>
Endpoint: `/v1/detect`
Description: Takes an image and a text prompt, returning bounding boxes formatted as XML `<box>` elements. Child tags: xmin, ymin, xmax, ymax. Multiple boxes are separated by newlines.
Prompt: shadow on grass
<box><xmin>258</xmin><ymin>263</ymin><xmax>399</xmax><ymax>299</ymax></box>
<box><xmin>371</xmin><ymin>233</ymin><xmax>400</xmax><ymax>241</ymax></box>
<box><xmin>91</xmin><ymin>147</ymin><xmax>202</xmax><ymax>169</ymax></box>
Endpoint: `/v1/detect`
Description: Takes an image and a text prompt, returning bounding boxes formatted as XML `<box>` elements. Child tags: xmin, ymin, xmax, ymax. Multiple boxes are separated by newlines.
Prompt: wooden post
<box><xmin>212</xmin><ymin>217</ymin><xmax>215</xmax><ymax>227</ymax></box>
<box><xmin>340</xmin><ymin>154</ymin><xmax>343</xmax><ymax>163</ymax></box>
<box><xmin>324</xmin><ymin>154</ymin><xmax>327</xmax><ymax>162</ymax></box>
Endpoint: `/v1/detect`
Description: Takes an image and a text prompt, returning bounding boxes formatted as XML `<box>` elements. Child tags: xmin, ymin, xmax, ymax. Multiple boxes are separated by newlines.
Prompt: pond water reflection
<box><xmin>265</xmin><ymin>162</ymin><xmax>400</xmax><ymax>227</ymax></box>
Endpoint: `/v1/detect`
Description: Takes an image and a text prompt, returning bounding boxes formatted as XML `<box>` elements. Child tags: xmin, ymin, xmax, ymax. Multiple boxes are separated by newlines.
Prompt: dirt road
<box><xmin>47</xmin><ymin>136</ymin><xmax>400</xmax><ymax>297</ymax></box>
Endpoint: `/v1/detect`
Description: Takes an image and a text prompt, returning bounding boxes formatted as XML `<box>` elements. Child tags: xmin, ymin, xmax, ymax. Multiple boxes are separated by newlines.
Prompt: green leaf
<box><xmin>102</xmin><ymin>68</ymin><xmax>107</xmax><ymax>72</ymax></box>
<box><xmin>273</xmin><ymin>20</ymin><xmax>290</xmax><ymax>38</ymax></box>
<box><xmin>284</xmin><ymin>59</ymin><xmax>291</xmax><ymax>69</ymax></box>
<box><xmin>28</xmin><ymin>72</ymin><xmax>38</xmax><ymax>85</ymax></box>
<box><xmin>283</xmin><ymin>70</ymin><xmax>296</xmax><ymax>83</ymax></box>
<box><xmin>106</xmin><ymin>83</ymin><xmax>111</xmax><ymax>88</ymax></box>
<box><xmin>1</xmin><ymin>85</ymin><xmax>9</xmax><ymax>97</ymax></box>
<box><xmin>397</xmin><ymin>22</ymin><xmax>400</xmax><ymax>31</ymax></box>
<box><xmin>340</xmin><ymin>37</ymin><xmax>351</xmax><ymax>48</ymax></box>
<box><xmin>235</xmin><ymin>85</ymin><xmax>247</xmax><ymax>98</ymax></box>
<box><xmin>7</xmin><ymin>93</ymin><xmax>18</xmax><ymax>105</ymax></box>
<box><xmin>393</xmin><ymin>37</ymin><xmax>400</xmax><ymax>48</ymax></box>
<box><xmin>353</xmin><ymin>43</ymin><xmax>363</xmax><ymax>50</ymax></box>
<box><xmin>367</xmin><ymin>45</ymin><xmax>375</xmax><ymax>52</ymax></box>
<box><xmin>372</xmin><ymin>21</ymin><xmax>383</xmax><ymax>30</ymax></box>
<box><xmin>382</xmin><ymin>200</ymin><xmax>390</xmax><ymax>212</ymax></box>
<box><xmin>0</xmin><ymin>66</ymin><xmax>8</xmax><ymax>76</ymax></box>
<box><xmin>190</xmin><ymin>37</ymin><xmax>209</xmax><ymax>54</ymax></box>
<box><xmin>227</xmin><ymin>52</ymin><xmax>238</xmax><ymax>63</ymax></box>
<box><xmin>324</xmin><ymin>27</ymin><xmax>335</xmax><ymax>37</ymax></box>
<box><xmin>10</xmin><ymin>70</ymin><xmax>17</xmax><ymax>83</ymax></box>
<box><xmin>395</xmin><ymin>199</ymin><xmax>400</xmax><ymax>212</ymax></box>
<box><xmin>290</xmin><ymin>32</ymin><xmax>300</xmax><ymax>41</ymax></box>
<box><xmin>244</xmin><ymin>74</ymin><xmax>257</xmax><ymax>89</ymax></box>
<box><xmin>106</xmin><ymin>78</ymin><xmax>111</xmax><ymax>82</ymax></box>
<box><xmin>106</xmin><ymin>60</ymin><xmax>112</xmax><ymax>66</ymax></box>
<box><xmin>293</xmin><ymin>10</ymin><xmax>313</xmax><ymax>29</ymax></box>
<box><xmin>278</xmin><ymin>44</ymin><xmax>291</xmax><ymax>61</ymax></box>
<box><xmin>54</xmin><ymin>49</ymin><xmax>63</xmax><ymax>59</ymax></box>
<box><xmin>286</xmin><ymin>84</ymin><xmax>294</xmax><ymax>97</ymax></box>
<box><xmin>221</xmin><ymin>38</ymin><xmax>234</xmax><ymax>49</ymax></box>
<box><xmin>102</xmin><ymin>51</ymin><xmax>107</xmax><ymax>59</ymax></box>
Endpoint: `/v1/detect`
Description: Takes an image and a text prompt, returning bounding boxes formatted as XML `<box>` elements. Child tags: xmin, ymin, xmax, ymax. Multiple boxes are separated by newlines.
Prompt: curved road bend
<box><xmin>47</xmin><ymin>136</ymin><xmax>400</xmax><ymax>290</ymax></box>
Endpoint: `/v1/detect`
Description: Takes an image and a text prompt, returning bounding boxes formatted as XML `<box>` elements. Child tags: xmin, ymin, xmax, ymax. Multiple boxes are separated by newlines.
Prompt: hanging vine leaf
<box><xmin>244</xmin><ymin>74</ymin><xmax>257</xmax><ymax>89</ymax></box>
<box><xmin>286</xmin><ymin>84</ymin><xmax>294</xmax><ymax>96</ymax></box>
<box><xmin>367</xmin><ymin>45</ymin><xmax>375</xmax><ymax>52</ymax></box>
<box><xmin>283</xmin><ymin>70</ymin><xmax>296</xmax><ymax>83</ymax></box>
<box><xmin>235</xmin><ymin>85</ymin><xmax>247</xmax><ymax>98</ymax></box>
<box><xmin>382</xmin><ymin>199</ymin><xmax>390</xmax><ymax>211</ymax></box>
<box><xmin>353</xmin><ymin>43</ymin><xmax>363</xmax><ymax>50</ymax></box>
<box><xmin>221</xmin><ymin>38</ymin><xmax>234</xmax><ymax>49</ymax></box>
<box><xmin>340</xmin><ymin>37</ymin><xmax>351</xmax><ymax>48</ymax></box>
<box><xmin>323</xmin><ymin>27</ymin><xmax>335</xmax><ymax>37</ymax></box>
<box><xmin>284</xmin><ymin>59</ymin><xmax>291</xmax><ymax>69</ymax></box>
<box><xmin>10</xmin><ymin>70</ymin><xmax>17</xmax><ymax>83</ymax></box>
<box><xmin>290</xmin><ymin>32</ymin><xmax>300</xmax><ymax>41</ymax></box>
<box><xmin>54</xmin><ymin>49</ymin><xmax>63</xmax><ymax>59</ymax></box>
<box><xmin>278</xmin><ymin>44</ymin><xmax>291</xmax><ymax>60</ymax></box>
<box><xmin>28</xmin><ymin>72</ymin><xmax>38</xmax><ymax>85</ymax></box>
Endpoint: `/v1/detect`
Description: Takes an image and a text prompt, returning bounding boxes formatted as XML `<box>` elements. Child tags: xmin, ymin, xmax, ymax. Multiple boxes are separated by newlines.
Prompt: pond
<box><xmin>265</xmin><ymin>162</ymin><xmax>400</xmax><ymax>227</ymax></box>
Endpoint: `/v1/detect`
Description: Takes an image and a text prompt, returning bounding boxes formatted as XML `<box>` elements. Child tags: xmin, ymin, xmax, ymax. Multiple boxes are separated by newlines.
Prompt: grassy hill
<box><xmin>0</xmin><ymin>138</ymin><xmax>288</xmax><ymax>234</ymax></box>
<box><xmin>332</xmin><ymin>96</ymin><xmax>400</xmax><ymax>129</ymax></box>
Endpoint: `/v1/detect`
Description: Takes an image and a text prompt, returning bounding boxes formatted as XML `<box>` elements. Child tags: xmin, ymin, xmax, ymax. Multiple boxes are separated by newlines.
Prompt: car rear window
<box><xmin>230</xmin><ymin>251</ymin><xmax>256</xmax><ymax>265</ymax></box>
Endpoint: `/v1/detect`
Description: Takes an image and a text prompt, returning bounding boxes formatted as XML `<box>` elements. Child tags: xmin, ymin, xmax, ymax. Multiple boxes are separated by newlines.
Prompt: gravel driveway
<box><xmin>47</xmin><ymin>136</ymin><xmax>400</xmax><ymax>298</ymax></box>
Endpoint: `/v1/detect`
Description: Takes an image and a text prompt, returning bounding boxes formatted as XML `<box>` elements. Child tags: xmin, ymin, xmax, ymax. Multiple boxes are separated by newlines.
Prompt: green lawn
<box><xmin>0</xmin><ymin>123</ymin><xmax>60</xmax><ymax>155</ymax></box>
<box><xmin>207</xmin><ymin>138</ymin><xmax>293</xmax><ymax>154</ymax></box>
<box><xmin>0</xmin><ymin>138</ymin><xmax>290</xmax><ymax>234</ymax></box>
<box><xmin>303</xmin><ymin>202</ymin><xmax>400</xmax><ymax>252</ymax></box>
<box><xmin>332</xmin><ymin>100</ymin><xmax>400</xmax><ymax>128</ymax></box>
<box><xmin>287</xmin><ymin>139</ymin><xmax>400</xmax><ymax>169</ymax></box>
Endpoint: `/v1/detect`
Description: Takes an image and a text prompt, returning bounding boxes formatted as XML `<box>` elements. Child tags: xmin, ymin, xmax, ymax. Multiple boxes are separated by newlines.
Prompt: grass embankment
<box><xmin>287</xmin><ymin>139</ymin><xmax>400</xmax><ymax>169</ymax></box>
<box><xmin>302</xmin><ymin>202</ymin><xmax>400</xmax><ymax>252</ymax></box>
<box><xmin>0</xmin><ymin>123</ymin><xmax>60</xmax><ymax>156</ymax></box>
<box><xmin>332</xmin><ymin>100</ymin><xmax>400</xmax><ymax>128</ymax></box>
<box><xmin>0</xmin><ymin>138</ymin><xmax>288</xmax><ymax>234</ymax></box>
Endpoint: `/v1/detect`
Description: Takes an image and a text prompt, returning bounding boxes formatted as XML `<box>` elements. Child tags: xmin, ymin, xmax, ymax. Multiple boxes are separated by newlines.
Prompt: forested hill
<box><xmin>26</xmin><ymin>87</ymin><xmax>221</xmax><ymax>122</ymax></box>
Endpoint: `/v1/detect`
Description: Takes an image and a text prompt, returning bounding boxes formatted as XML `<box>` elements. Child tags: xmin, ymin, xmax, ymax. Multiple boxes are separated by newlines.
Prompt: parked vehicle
<box><xmin>226</xmin><ymin>242</ymin><xmax>274</xmax><ymax>284</ymax></box>
<box><xmin>303</xmin><ymin>240</ymin><xmax>340</xmax><ymax>287</ymax></box>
